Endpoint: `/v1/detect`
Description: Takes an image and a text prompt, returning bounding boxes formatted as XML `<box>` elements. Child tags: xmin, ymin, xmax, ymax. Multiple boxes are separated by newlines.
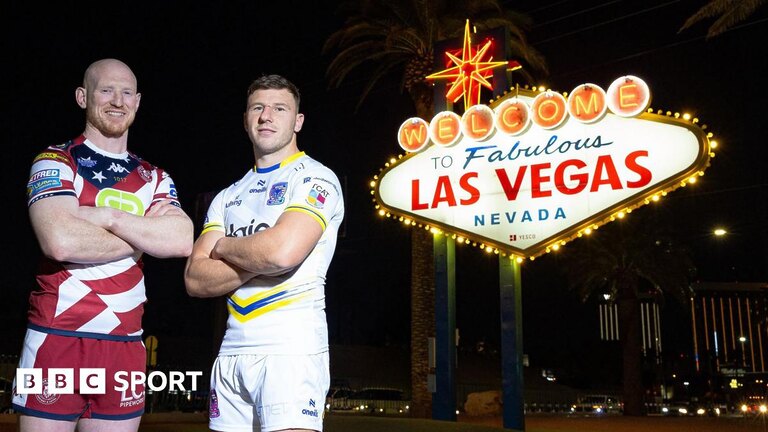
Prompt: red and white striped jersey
<box><xmin>25</xmin><ymin>135</ymin><xmax>181</xmax><ymax>340</ymax></box>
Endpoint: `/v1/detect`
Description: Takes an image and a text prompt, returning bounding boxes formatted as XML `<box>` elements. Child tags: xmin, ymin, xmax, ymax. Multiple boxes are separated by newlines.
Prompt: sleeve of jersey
<box><xmin>151</xmin><ymin>169</ymin><xmax>182</xmax><ymax>209</ymax></box>
<box><xmin>26</xmin><ymin>150</ymin><xmax>76</xmax><ymax>207</ymax></box>
<box><xmin>200</xmin><ymin>190</ymin><xmax>227</xmax><ymax>235</ymax></box>
<box><xmin>283</xmin><ymin>166</ymin><xmax>342</xmax><ymax>232</ymax></box>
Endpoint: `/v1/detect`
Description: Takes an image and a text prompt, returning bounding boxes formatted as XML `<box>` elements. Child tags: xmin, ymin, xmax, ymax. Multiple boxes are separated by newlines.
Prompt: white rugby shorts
<box><xmin>208</xmin><ymin>352</ymin><xmax>329</xmax><ymax>432</ymax></box>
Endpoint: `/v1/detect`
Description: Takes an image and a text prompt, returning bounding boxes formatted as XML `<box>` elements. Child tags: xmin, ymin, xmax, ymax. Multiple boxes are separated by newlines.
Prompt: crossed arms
<box><xmin>29</xmin><ymin>195</ymin><xmax>194</xmax><ymax>264</ymax></box>
<box><xmin>183</xmin><ymin>211</ymin><xmax>322</xmax><ymax>298</ymax></box>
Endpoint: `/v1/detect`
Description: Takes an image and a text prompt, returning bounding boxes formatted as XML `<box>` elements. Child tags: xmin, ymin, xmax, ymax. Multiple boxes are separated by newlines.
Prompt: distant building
<box><xmin>690</xmin><ymin>282</ymin><xmax>768</xmax><ymax>403</ymax></box>
<box><xmin>598</xmin><ymin>292</ymin><xmax>663</xmax><ymax>362</ymax></box>
<box><xmin>595</xmin><ymin>282</ymin><xmax>768</xmax><ymax>403</ymax></box>
<box><xmin>691</xmin><ymin>282</ymin><xmax>768</xmax><ymax>375</ymax></box>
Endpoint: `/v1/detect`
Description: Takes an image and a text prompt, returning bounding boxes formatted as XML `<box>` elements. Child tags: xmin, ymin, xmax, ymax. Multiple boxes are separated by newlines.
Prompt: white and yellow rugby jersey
<box><xmin>202</xmin><ymin>152</ymin><xmax>344</xmax><ymax>355</ymax></box>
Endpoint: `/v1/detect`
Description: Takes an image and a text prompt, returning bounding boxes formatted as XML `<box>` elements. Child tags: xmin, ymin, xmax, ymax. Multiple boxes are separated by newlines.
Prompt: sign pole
<box><xmin>499</xmin><ymin>256</ymin><xmax>525</xmax><ymax>430</ymax></box>
<box><xmin>433</xmin><ymin>235</ymin><xmax>457</xmax><ymax>420</ymax></box>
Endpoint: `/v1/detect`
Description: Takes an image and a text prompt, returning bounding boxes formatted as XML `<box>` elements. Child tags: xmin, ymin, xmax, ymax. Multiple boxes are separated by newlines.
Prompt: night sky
<box><xmin>3</xmin><ymin>0</ymin><xmax>768</xmax><ymax>387</ymax></box>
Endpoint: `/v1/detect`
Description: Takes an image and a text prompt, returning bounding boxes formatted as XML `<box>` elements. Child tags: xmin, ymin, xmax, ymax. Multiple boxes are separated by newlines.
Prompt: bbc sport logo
<box><xmin>16</xmin><ymin>368</ymin><xmax>203</xmax><ymax>395</ymax></box>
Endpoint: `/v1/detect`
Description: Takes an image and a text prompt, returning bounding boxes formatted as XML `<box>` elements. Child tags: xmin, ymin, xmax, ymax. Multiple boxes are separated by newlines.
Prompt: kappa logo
<box><xmin>108</xmin><ymin>162</ymin><xmax>129</xmax><ymax>174</ymax></box>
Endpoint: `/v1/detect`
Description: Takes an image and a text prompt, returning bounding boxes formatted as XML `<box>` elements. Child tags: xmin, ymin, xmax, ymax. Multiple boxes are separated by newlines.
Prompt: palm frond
<box><xmin>325</xmin><ymin>41</ymin><xmax>388</xmax><ymax>88</ymax></box>
<box><xmin>324</xmin><ymin>0</ymin><xmax>549</xmax><ymax>113</ymax></box>
<box><xmin>679</xmin><ymin>0</ymin><xmax>765</xmax><ymax>38</ymax></box>
<box><xmin>354</xmin><ymin>61</ymin><xmax>406</xmax><ymax>112</ymax></box>
<box><xmin>560</xmin><ymin>209</ymin><xmax>695</xmax><ymax>309</ymax></box>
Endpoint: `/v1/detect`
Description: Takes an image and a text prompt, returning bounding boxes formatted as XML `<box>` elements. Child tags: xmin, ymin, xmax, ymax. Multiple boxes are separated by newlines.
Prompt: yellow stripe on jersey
<box><xmin>227</xmin><ymin>279</ymin><xmax>315</xmax><ymax>322</ymax></box>
<box><xmin>285</xmin><ymin>205</ymin><xmax>327</xmax><ymax>231</ymax></box>
<box><xmin>280</xmin><ymin>151</ymin><xmax>306</xmax><ymax>168</ymax></box>
<box><xmin>201</xmin><ymin>222</ymin><xmax>225</xmax><ymax>235</ymax></box>
<box><xmin>228</xmin><ymin>292</ymin><xmax>311</xmax><ymax>323</ymax></box>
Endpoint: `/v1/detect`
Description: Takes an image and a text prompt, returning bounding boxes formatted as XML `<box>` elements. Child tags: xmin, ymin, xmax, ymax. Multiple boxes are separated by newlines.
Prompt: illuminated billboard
<box><xmin>372</xmin><ymin>77</ymin><xmax>712</xmax><ymax>259</ymax></box>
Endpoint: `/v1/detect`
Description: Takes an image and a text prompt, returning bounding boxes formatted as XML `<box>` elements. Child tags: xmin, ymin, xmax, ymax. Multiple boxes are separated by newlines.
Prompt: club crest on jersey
<box><xmin>35</xmin><ymin>379</ymin><xmax>61</xmax><ymax>405</ymax></box>
<box><xmin>137</xmin><ymin>165</ymin><xmax>153</xmax><ymax>182</ymax></box>
<box><xmin>267</xmin><ymin>182</ymin><xmax>287</xmax><ymax>206</ymax></box>
<box><xmin>307</xmin><ymin>184</ymin><xmax>329</xmax><ymax>209</ymax></box>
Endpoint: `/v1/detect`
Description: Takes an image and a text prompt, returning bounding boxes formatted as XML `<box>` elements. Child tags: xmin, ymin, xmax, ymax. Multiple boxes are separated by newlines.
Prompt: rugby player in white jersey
<box><xmin>184</xmin><ymin>74</ymin><xmax>344</xmax><ymax>432</ymax></box>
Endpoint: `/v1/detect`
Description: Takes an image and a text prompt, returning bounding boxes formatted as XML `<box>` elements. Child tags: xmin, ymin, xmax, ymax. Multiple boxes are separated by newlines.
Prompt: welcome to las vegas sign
<box><xmin>372</xmin><ymin>76</ymin><xmax>712</xmax><ymax>259</ymax></box>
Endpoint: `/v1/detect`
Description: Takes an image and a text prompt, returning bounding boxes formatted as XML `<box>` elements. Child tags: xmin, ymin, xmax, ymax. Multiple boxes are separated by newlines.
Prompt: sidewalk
<box><xmin>137</xmin><ymin>412</ymin><xmax>768</xmax><ymax>432</ymax></box>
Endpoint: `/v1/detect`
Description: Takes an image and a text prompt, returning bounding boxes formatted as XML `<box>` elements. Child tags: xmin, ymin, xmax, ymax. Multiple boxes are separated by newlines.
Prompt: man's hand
<box><xmin>146</xmin><ymin>200</ymin><xmax>185</xmax><ymax>217</ymax></box>
<box><xmin>77</xmin><ymin>205</ymin><xmax>119</xmax><ymax>229</ymax></box>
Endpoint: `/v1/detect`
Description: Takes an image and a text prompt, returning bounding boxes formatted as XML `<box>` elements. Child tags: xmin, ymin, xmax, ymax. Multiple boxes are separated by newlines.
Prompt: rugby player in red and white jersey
<box><xmin>13</xmin><ymin>58</ymin><xmax>193</xmax><ymax>432</ymax></box>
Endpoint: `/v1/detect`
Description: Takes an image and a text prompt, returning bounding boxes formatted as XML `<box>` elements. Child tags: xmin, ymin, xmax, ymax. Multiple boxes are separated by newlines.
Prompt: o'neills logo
<box><xmin>375</xmin><ymin>75</ymin><xmax>711</xmax><ymax>257</ymax></box>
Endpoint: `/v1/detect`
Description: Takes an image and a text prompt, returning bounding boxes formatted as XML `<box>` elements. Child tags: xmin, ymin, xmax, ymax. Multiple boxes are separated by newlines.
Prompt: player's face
<box><xmin>83</xmin><ymin>63</ymin><xmax>141</xmax><ymax>138</ymax></box>
<box><xmin>244</xmin><ymin>88</ymin><xmax>304</xmax><ymax>156</ymax></box>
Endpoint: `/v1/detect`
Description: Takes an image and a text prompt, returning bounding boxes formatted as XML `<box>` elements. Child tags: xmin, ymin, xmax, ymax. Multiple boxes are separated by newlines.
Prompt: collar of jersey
<box><xmin>82</xmin><ymin>137</ymin><xmax>130</xmax><ymax>160</ymax></box>
<box><xmin>254</xmin><ymin>151</ymin><xmax>306</xmax><ymax>174</ymax></box>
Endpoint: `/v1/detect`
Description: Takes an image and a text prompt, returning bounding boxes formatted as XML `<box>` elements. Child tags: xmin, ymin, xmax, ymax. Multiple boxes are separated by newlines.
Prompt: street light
<box><xmin>710</xmin><ymin>226</ymin><xmax>736</xmax><ymax>281</ymax></box>
<box><xmin>740</xmin><ymin>336</ymin><xmax>747</xmax><ymax>367</ymax></box>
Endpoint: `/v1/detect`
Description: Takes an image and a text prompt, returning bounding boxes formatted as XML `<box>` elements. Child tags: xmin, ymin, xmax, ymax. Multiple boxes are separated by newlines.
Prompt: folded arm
<box><xmin>30</xmin><ymin>195</ymin><xmax>138</xmax><ymax>263</ymax></box>
<box><xmin>184</xmin><ymin>211</ymin><xmax>323</xmax><ymax>298</ymax></box>
<box><xmin>30</xmin><ymin>196</ymin><xmax>194</xmax><ymax>264</ymax></box>
<box><xmin>184</xmin><ymin>229</ymin><xmax>258</xmax><ymax>298</ymax></box>
<box><xmin>212</xmin><ymin>211</ymin><xmax>322</xmax><ymax>275</ymax></box>
<box><xmin>83</xmin><ymin>199</ymin><xmax>194</xmax><ymax>258</ymax></box>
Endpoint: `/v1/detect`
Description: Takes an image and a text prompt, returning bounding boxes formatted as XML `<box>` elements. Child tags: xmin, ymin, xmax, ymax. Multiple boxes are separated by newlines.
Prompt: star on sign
<box><xmin>426</xmin><ymin>20</ymin><xmax>518</xmax><ymax>111</ymax></box>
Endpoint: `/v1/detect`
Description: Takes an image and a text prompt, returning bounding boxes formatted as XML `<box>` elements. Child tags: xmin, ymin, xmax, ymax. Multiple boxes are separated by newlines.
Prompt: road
<box><xmin>466</xmin><ymin>413</ymin><xmax>768</xmax><ymax>432</ymax></box>
<box><xmin>3</xmin><ymin>412</ymin><xmax>768</xmax><ymax>432</ymax></box>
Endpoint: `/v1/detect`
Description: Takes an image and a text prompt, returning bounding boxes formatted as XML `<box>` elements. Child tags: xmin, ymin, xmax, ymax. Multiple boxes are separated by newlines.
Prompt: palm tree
<box><xmin>558</xmin><ymin>209</ymin><xmax>695</xmax><ymax>416</ymax></box>
<box><xmin>323</xmin><ymin>0</ymin><xmax>546</xmax><ymax>418</ymax></box>
<box><xmin>680</xmin><ymin>0</ymin><xmax>766</xmax><ymax>39</ymax></box>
